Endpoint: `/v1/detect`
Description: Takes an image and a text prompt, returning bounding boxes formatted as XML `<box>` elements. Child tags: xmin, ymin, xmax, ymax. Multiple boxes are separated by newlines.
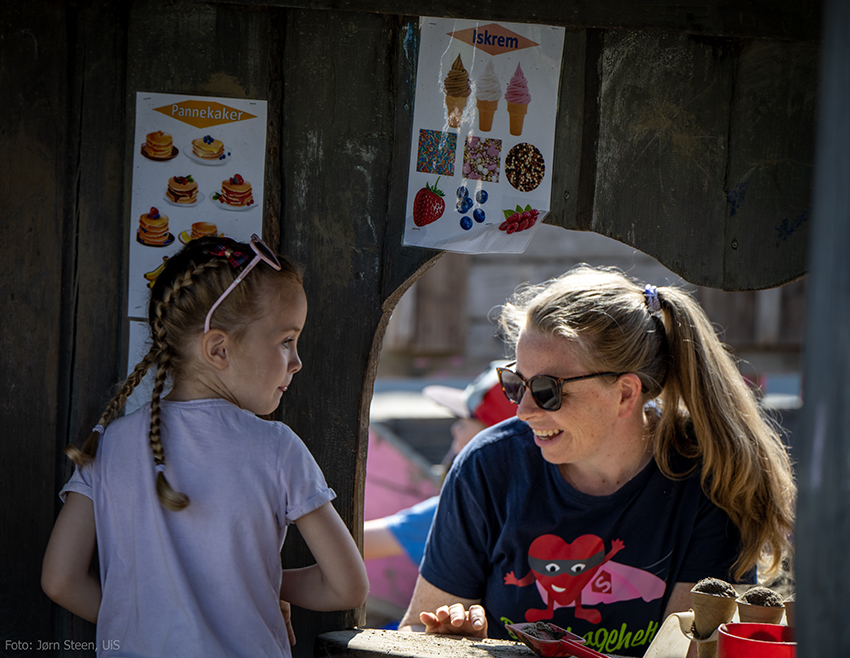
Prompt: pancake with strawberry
<box><xmin>192</xmin><ymin>135</ymin><xmax>225</xmax><ymax>160</ymax></box>
<box><xmin>144</xmin><ymin>131</ymin><xmax>173</xmax><ymax>159</ymax></box>
<box><xmin>217</xmin><ymin>174</ymin><xmax>254</xmax><ymax>207</ymax></box>
<box><xmin>137</xmin><ymin>207</ymin><xmax>170</xmax><ymax>246</ymax></box>
<box><xmin>166</xmin><ymin>175</ymin><xmax>198</xmax><ymax>204</ymax></box>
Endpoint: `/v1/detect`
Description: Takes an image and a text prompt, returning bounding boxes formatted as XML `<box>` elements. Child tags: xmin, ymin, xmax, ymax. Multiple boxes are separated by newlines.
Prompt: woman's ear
<box><xmin>200</xmin><ymin>330</ymin><xmax>230</xmax><ymax>370</ymax></box>
<box><xmin>617</xmin><ymin>373</ymin><xmax>644</xmax><ymax>418</ymax></box>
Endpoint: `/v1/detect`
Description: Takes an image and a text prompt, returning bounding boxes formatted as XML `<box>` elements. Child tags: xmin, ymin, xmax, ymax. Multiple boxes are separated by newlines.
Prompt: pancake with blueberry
<box><xmin>192</xmin><ymin>135</ymin><xmax>224</xmax><ymax>160</ymax></box>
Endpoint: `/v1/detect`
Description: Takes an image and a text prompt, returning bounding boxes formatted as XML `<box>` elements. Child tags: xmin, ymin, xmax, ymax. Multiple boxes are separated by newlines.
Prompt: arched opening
<box><xmin>362</xmin><ymin>224</ymin><xmax>805</xmax><ymax>627</ymax></box>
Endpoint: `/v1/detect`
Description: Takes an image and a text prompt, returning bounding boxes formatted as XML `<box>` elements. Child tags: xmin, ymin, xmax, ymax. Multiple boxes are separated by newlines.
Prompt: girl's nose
<box><xmin>290</xmin><ymin>349</ymin><xmax>303</xmax><ymax>373</ymax></box>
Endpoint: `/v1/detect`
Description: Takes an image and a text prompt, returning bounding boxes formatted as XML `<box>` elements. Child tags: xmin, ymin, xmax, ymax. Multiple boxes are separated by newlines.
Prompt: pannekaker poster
<box><xmin>125</xmin><ymin>92</ymin><xmax>267</xmax><ymax>411</ymax></box>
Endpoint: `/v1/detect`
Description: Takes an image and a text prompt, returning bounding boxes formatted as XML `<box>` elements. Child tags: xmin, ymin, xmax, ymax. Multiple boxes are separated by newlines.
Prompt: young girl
<box><xmin>42</xmin><ymin>234</ymin><xmax>369</xmax><ymax>657</ymax></box>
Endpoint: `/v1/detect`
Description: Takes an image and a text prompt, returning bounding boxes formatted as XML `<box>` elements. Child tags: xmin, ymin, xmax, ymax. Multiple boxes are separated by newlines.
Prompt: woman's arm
<box><xmin>279</xmin><ymin>502</ymin><xmax>369</xmax><ymax>611</ymax></box>
<box><xmin>664</xmin><ymin>582</ymin><xmax>698</xmax><ymax>658</ymax></box>
<box><xmin>398</xmin><ymin>574</ymin><xmax>487</xmax><ymax>637</ymax></box>
<box><xmin>41</xmin><ymin>492</ymin><xmax>101</xmax><ymax>623</ymax></box>
<box><xmin>663</xmin><ymin>581</ymin><xmax>696</xmax><ymax>618</ymax></box>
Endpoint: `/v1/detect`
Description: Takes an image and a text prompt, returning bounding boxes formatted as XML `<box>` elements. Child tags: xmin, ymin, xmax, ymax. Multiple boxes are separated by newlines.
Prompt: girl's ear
<box><xmin>201</xmin><ymin>330</ymin><xmax>230</xmax><ymax>370</ymax></box>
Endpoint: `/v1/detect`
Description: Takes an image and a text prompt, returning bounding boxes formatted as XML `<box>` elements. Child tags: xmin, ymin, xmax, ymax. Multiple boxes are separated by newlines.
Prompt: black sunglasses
<box><xmin>496</xmin><ymin>362</ymin><xmax>625</xmax><ymax>411</ymax></box>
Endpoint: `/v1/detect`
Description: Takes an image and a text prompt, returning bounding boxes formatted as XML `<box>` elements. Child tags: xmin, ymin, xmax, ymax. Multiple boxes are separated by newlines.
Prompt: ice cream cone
<box><xmin>736</xmin><ymin>600</ymin><xmax>785</xmax><ymax>624</ymax></box>
<box><xmin>476</xmin><ymin>99</ymin><xmax>498</xmax><ymax>131</ymax></box>
<box><xmin>507</xmin><ymin>101</ymin><xmax>528</xmax><ymax>136</ymax></box>
<box><xmin>445</xmin><ymin>95</ymin><xmax>467</xmax><ymax>128</ymax></box>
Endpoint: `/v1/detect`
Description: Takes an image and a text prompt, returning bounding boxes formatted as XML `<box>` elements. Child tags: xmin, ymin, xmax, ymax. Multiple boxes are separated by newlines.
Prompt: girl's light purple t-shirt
<box><xmin>61</xmin><ymin>398</ymin><xmax>335</xmax><ymax>658</ymax></box>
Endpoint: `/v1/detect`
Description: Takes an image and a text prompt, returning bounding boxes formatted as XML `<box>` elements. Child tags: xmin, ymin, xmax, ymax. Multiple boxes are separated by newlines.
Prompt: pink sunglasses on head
<box><xmin>204</xmin><ymin>234</ymin><xmax>281</xmax><ymax>334</ymax></box>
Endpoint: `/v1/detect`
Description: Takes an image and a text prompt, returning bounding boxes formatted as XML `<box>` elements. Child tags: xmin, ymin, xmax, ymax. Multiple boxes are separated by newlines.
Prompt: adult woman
<box><xmin>398</xmin><ymin>265</ymin><xmax>795</xmax><ymax>658</ymax></box>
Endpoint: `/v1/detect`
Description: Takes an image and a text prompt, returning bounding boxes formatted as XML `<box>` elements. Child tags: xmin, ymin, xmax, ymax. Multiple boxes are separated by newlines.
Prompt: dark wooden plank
<box><xmin>369</xmin><ymin>9</ymin><xmax>444</xmax><ymax>420</ymax></box>
<box><xmin>591</xmin><ymin>31</ymin><xmax>735</xmax><ymax>288</ymax></box>
<box><xmin>540</xmin><ymin>28</ymin><xmax>588</xmax><ymax>230</ymax></box>
<box><xmin>210</xmin><ymin>0</ymin><xmax>822</xmax><ymax>41</ymax></box>
<box><xmin>54</xmin><ymin>3</ymin><xmax>132</xmax><ymax>654</ymax></box>
<box><xmin>778</xmin><ymin>277</ymin><xmax>807</xmax><ymax>345</ymax></box>
<box><xmin>375</xmin><ymin>14</ymin><xmax>440</xmax><ymax>308</ymax></box>
<box><xmin>796</xmin><ymin>0</ymin><xmax>850</xmax><ymax>655</ymax></box>
<box><xmin>276</xmin><ymin>9</ymin><xmax>432</xmax><ymax>656</ymax></box>
<box><xmin>126</xmin><ymin>0</ymin><xmax>272</xmax><ymax>99</ymax></box>
<box><xmin>722</xmin><ymin>39</ymin><xmax>818</xmax><ymax>290</ymax></box>
<box><xmin>0</xmin><ymin>2</ymin><xmax>72</xmax><ymax>652</ymax></box>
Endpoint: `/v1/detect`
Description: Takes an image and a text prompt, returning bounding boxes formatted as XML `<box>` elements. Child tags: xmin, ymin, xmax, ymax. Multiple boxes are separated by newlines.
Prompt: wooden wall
<box><xmin>0</xmin><ymin>0</ymin><xmax>819</xmax><ymax>656</ymax></box>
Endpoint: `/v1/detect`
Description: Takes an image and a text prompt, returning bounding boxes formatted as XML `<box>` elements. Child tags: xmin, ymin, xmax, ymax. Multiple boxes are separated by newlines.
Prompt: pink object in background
<box><xmin>364</xmin><ymin>427</ymin><xmax>440</xmax><ymax>616</ymax></box>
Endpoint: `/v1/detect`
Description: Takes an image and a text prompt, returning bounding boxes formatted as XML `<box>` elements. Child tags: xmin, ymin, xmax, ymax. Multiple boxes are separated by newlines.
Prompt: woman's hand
<box><xmin>399</xmin><ymin>575</ymin><xmax>487</xmax><ymax>638</ymax></box>
<box><xmin>420</xmin><ymin>602</ymin><xmax>488</xmax><ymax>638</ymax></box>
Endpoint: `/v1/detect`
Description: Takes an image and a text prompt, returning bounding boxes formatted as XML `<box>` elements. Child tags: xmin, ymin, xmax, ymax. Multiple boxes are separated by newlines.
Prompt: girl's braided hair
<box><xmin>66</xmin><ymin>235</ymin><xmax>302</xmax><ymax>510</ymax></box>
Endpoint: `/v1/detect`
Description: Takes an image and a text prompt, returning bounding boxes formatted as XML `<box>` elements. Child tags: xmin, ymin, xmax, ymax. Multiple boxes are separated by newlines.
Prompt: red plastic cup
<box><xmin>718</xmin><ymin>622</ymin><xmax>796</xmax><ymax>658</ymax></box>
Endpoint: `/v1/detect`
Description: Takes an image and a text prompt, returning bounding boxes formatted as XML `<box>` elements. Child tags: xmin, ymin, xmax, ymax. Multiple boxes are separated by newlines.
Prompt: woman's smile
<box><xmin>532</xmin><ymin>428</ymin><xmax>563</xmax><ymax>442</ymax></box>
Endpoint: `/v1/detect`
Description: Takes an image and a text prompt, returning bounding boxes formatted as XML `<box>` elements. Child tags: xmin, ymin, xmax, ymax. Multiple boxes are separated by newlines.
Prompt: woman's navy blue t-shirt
<box><xmin>420</xmin><ymin>418</ymin><xmax>750</xmax><ymax>657</ymax></box>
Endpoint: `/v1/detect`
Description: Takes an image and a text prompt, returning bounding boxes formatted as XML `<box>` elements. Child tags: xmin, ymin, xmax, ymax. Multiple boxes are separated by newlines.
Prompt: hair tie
<box><xmin>92</xmin><ymin>424</ymin><xmax>105</xmax><ymax>435</ymax></box>
<box><xmin>155</xmin><ymin>463</ymin><xmax>166</xmax><ymax>474</ymax></box>
<box><xmin>644</xmin><ymin>284</ymin><xmax>661</xmax><ymax>313</ymax></box>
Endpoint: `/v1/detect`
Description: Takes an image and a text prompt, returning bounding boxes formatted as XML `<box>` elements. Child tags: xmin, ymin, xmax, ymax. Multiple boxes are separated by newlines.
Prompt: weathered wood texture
<box><xmin>565</xmin><ymin>31</ymin><xmax>818</xmax><ymax>290</ymax></box>
<box><xmin>275</xmin><ymin>9</ymin><xmax>435</xmax><ymax>655</ymax></box>
<box><xmin>796</xmin><ymin>0</ymin><xmax>850</xmax><ymax>656</ymax></box>
<box><xmin>217</xmin><ymin>0</ymin><xmax>822</xmax><ymax>41</ymax></box>
<box><xmin>1</xmin><ymin>0</ymin><xmax>127</xmax><ymax>652</ymax></box>
<box><xmin>0</xmin><ymin>2</ymin><xmax>69</xmax><ymax>651</ymax></box>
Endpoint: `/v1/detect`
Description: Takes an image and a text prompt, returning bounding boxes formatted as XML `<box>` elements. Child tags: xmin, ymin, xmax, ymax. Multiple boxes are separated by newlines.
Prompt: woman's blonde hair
<box><xmin>499</xmin><ymin>264</ymin><xmax>795</xmax><ymax>581</ymax></box>
<box><xmin>66</xmin><ymin>235</ymin><xmax>302</xmax><ymax>511</ymax></box>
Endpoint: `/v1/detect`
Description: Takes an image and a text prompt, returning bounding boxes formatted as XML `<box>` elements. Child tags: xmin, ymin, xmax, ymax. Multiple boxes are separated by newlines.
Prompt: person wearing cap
<box><xmin>364</xmin><ymin>362</ymin><xmax>516</xmax><ymax>565</ymax></box>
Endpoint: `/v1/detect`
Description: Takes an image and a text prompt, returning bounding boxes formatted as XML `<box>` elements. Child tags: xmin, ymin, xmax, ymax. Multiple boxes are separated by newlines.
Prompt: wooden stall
<box><xmin>0</xmin><ymin>0</ymin><xmax>836</xmax><ymax>656</ymax></box>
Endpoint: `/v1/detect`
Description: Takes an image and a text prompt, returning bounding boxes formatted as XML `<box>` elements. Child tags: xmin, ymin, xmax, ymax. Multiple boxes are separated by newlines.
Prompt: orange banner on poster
<box><xmin>448</xmin><ymin>23</ymin><xmax>539</xmax><ymax>56</ymax></box>
<box><xmin>154</xmin><ymin>100</ymin><xmax>257</xmax><ymax>129</ymax></box>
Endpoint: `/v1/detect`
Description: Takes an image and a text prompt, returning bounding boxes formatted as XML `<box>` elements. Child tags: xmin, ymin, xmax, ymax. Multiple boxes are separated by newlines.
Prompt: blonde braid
<box><xmin>66</xmin><ymin>348</ymin><xmax>159</xmax><ymax>465</ymax></box>
<box><xmin>145</xmin><ymin>259</ymin><xmax>227</xmax><ymax>510</ymax></box>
